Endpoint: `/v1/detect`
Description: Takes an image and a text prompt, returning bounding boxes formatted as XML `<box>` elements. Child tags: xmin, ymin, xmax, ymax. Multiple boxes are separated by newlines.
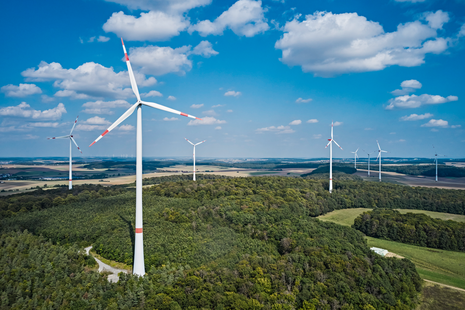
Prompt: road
<box><xmin>85</xmin><ymin>246</ymin><xmax>129</xmax><ymax>283</ymax></box>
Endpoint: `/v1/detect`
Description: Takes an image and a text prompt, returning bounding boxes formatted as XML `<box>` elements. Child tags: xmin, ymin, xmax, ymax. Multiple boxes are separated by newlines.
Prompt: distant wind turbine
<box><xmin>89</xmin><ymin>38</ymin><xmax>201</xmax><ymax>277</ymax></box>
<box><xmin>351</xmin><ymin>148</ymin><xmax>359</xmax><ymax>169</ymax></box>
<box><xmin>185</xmin><ymin>138</ymin><xmax>206</xmax><ymax>181</ymax></box>
<box><xmin>325</xmin><ymin>121</ymin><xmax>343</xmax><ymax>193</ymax></box>
<box><xmin>362</xmin><ymin>149</ymin><xmax>374</xmax><ymax>177</ymax></box>
<box><xmin>376</xmin><ymin>140</ymin><xmax>388</xmax><ymax>182</ymax></box>
<box><xmin>433</xmin><ymin>145</ymin><xmax>445</xmax><ymax>182</ymax></box>
<box><xmin>48</xmin><ymin>115</ymin><xmax>82</xmax><ymax>190</ymax></box>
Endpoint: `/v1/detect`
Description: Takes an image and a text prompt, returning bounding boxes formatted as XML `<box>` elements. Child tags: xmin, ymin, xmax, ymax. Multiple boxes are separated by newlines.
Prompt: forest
<box><xmin>0</xmin><ymin>176</ymin><xmax>437</xmax><ymax>309</ymax></box>
<box><xmin>381</xmin><ymin>165</ymin><xmax>465</xmax><ymax>178</ymax></box>
<box><xmin>353</xmin><ymin>209</ymin><xmax>465</xmax><ymax>252</ymax></box>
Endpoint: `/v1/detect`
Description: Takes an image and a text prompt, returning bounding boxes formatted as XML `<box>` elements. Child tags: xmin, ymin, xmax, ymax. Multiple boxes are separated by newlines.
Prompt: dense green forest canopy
<box><xmin>0</xmin><ymin>176</ymin><xmax>434</xmax><ymax>309</ymax></box>
<box><xmin>353</xmin><ymin>209</ymin><xmax>465</xmax><ymax>252</ymax></box>
<box><xmin>381</xmin><ymin>165</ymin><xmax>465</xmax><ymax>178</ymax></box>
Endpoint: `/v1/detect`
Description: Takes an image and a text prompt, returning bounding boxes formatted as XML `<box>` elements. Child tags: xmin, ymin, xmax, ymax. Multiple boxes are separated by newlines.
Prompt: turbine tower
<box><xmin>362</xmin><ymin>149</ymin><xmax>374</xmax><ymax>177</ymax></box>
<box><xmin>351</xmin><ymin>148</ymin><xmax>359</xmax><ymax>169</ymax></box>
<box><xmin>433</xmin><ymin>146</ymin><xmax>445</xmax><ymax>182</ymax></box>
<box><xmin>48</xmin><ymin>116</ymin><xmax>82</xmax><ymax>190</ymax></box>
<box><xmin>376</xmin><ymin>140</ymin><xmax>387</xmax><ymax>182</ymax></box>
<box><xmin>185</xmin><ymin>138</ymin><xmax>206</xmax><ymax>181</ymax></box>
<box><xmin>325</xmin><ymin>121</ymin><xmax>343</xmax><ymax>193</ymax></box>
<box><xmin>89</xmin><ymin>38</ymin><xmax>201</xmax><ymax>277</ymax></box>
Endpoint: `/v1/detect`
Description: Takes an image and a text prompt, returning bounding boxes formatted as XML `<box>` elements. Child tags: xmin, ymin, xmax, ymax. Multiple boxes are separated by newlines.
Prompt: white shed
<box><xmin>370</xmin><ymin>247</ymin><xmax>388</xmax><ymax>257</ymax></box>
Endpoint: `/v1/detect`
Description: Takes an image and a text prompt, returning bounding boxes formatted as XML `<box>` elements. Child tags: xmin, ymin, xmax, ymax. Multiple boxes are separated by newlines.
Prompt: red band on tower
<box><xmin>136</xmin><ymin>228</ymin><xmax>143</xmax><ymax>233</ymax></box>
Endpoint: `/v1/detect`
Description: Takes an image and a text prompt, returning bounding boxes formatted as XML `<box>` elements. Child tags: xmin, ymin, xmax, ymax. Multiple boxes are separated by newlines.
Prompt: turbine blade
<box><xmin>376</xmin><ymin>140</ymin><xmax>381</xmax><ymax>150</ymax></box>
<box><xmin>89</xmin><ymin>102</ymin><xmax>138</xmax><ymax>147</ymax></box>
<box><xmin>70</xmin><ymin>115</ymin><xmax>79</xmax><ymax>135</ymax></box>
<box><xmin>48</xmin><ymin>135</ymin><xmax>69</xmax><ymax>140</ymax></box>
<box><xmin>141</xmin><ymin>101</ymin><xmax>200</xmax><ymax>120</ymax></box>
<box><xmin>325</xmin><ymin>140</ymin><xmax>332</xmax><ymax>148</ymax></box>
<box><xmin>185</xmin><ymin>138</ymin><xmax>194</xmax><ymax>146</ymax></box>
<box><xmin>195</xmin><ymin>140</ymin><xmax>206</xmax><ymax>146</ymax></box>
<box><xmin>121</xmin><ymin>38</ymin><xmax>140</xmax><ymax>101</ymax></box>
<box><xmin>70</xmin><ymin>137</ymin><xmax>82</xmax><ymax>154</ymax></box>
<box><xmin>356</xmin><ymin>148</ymin><xmax>359</xmax><ymax>153</ymax></box>
<box><xmin>381</xmin><ymin>150</ymin><xmax>388</xmax><ymax>153</ymax></box>
<box><xmin>332</xmin><ymin>139</ymin><xmax>343</xmax><ymax>150</ymax></box>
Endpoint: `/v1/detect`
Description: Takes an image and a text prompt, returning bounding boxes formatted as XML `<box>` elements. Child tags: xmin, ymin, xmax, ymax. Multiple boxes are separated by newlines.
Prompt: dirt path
<box><xmin>423</xmin><ymin>279</ymin><xmax>465</xmax><ymax>293</ymax></box>
<box><xmin>85</xmin><ymin>246</ymin><xmax>129</xmax><ymax>282</ymax></box>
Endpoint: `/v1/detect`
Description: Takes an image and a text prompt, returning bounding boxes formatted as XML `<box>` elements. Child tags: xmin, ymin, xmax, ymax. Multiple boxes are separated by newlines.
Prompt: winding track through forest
<box><xmin>85</xmin><ymin>246</ymin><xmax>128</xmax><ymax>283</ymax></box>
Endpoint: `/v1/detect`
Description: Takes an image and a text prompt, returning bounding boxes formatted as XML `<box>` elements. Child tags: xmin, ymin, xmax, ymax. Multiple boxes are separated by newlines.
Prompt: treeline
<box><xmin>353</xmin><ymin>209</ymin><xmax>465</xmax><ymax>252</ymax></box>
<box><xmin>141</xmin><ymin>174</ymin><xmax>231</xmax><ymax>186</ymax></box>
<box><xmin>382</xmin><ymin>164</ymin><xmax>465</xmax><ymax>177</ymax></box>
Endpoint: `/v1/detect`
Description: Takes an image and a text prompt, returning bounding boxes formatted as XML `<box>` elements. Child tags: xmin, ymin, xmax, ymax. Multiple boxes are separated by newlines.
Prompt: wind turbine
<box><xmin>48</xmin><ymin>116</ymin><xmax>82</xmax><ymax>190</ymax></box>
<box><xmin>325</xmin><ymin>121</ymin><xmax>343</xmax><ymax>193</ymax></box>
<box><xmin>89</xmin><ymin>38</ymin><xmax>201</xmax><ymax>277</ymax></box>
<box><xmin>433</xmin><ymin>146</ymin><xmax>445</xmax><ymax>182</ymax></box>
<box><xmin>351</xmin><ymin>148</ymin><xmax>359</xmax><ymax>169</ymax></box>
<box><xmin>376</xmin><ymin>140</ymin><xmax>387</xmax><ymax>182</ymax></box>
<box><xmin>362</xmin><ymin>149</ymin><xmax>374</xmax><ymax>177</ymax></box>
<box><xmin>185</xmin><ymin>138</ymin><xmax>206</xmax><ymax>181</ymax></box>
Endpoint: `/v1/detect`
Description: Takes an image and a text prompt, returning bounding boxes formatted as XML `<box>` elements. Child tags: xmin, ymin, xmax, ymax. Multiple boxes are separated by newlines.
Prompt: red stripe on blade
<box><xmin>196</xmin><ymin>117</ymin><xmax>202</xmax><ymax>120</ymax></box>
<box><xmin>101</xmin><ymin>130</ymin><xmax>109</xmax><ymax>137</ymax></box>
<box><xmin>125</xmin><ymin>53</ymin><xmax>129</xmax><ymax>61</ymax></box>
<box><xmin>135</xmin><ymin>228</ymin><xmax>143</xmax><ymax>233</ymax></box>
<box><xmin>180</xmin><ymin>112</ymin><xmax>188</xmax><ymax>117</ymax></box>
<box><xmin>89</xmin><ymin>141</ymin><xmax>96</xmax><ymax>147</ymax></box>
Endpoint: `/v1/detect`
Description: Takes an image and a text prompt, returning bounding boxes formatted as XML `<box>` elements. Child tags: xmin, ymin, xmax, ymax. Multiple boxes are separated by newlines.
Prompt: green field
<box><xmin>318</xmin><ymin>208</ymin><xmax>465</xmax><ymax>289</ymax></box>
<box><xmin>396</xmin><ymin>209</ymin><xmax>465</xmax><ymax>223</ymax></box>
<box><xmin>418</xmin><ymin>282</ymin><xmax>465</xmax><ymax>310</ymax></box>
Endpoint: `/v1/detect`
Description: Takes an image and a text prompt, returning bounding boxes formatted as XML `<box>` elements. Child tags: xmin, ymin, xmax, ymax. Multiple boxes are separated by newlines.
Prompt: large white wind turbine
<box><xmin>325</xmin><ymin>121</ymin><xmax>343</xmax><ymax>193</ymax></box>
<box><xmin>48</xmin><ymin>116</ymin><xmax>82</xmax><ymax>190</ymax></box>
<box><xmin>362</xmin><ymin>149</ymin><xmax>374</xmax><ymax>177</ymax></box>
<box><xmin>351</xmin><ymin>148</ymin><xmax>359</xmax><ymax>169</ymax></box>
<box><xmin>89</xmin><ymin>38</ymin><xmax>201</xmax><ymax>277</ymax></box>
<box><xmin>185</xmin><ymin>138</ymin><xmax>206</xmax><ymax>181</ymax></box>
<box><xmin>376</xmin><ymin>140</ymin><xmax>387</xmax><ymax>182</ymax></box>
<box><xmin>433</xmin><ymin>146</ymin><xmax>445</xmax><ymax>182</ymax></box>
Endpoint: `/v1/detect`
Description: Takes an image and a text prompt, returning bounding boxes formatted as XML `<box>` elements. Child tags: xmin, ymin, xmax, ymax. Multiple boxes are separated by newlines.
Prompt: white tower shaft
<box><xmin>368</xmin><ymin>154</ymin><xmax>370</xmax><ymax>177</ymax></box>
<box><xmin>329</xmin><ymin>139</ymin><xmax>333</xmax><ymax>193</ymax></box>
<box><xmin>378</xmin><ymin>152</ymin><xmax>382</xmax><ymax>182</ymax></box>
<box><xmin>435</xmin><ymin>157</ymin><xmax>438</xmax><ymax>182</ymax></box>
<box><xmin>133</xmin><ymin>105</ymin><xmax>145</xmax><ymax>276</ymax></box>
<box><xmin>69</xmin><ymin>139</ymin><xmax>72</xmax><ymax>190</ymax></box>
<box><xmin>193</xmin><ymin>145</ymin><xmax>196</xmax><ymax>181</ymax></box>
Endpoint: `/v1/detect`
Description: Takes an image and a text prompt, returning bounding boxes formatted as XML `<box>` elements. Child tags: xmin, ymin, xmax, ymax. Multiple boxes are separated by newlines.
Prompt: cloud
<box><xmin>82</xmin><ymin>100</ymin><xmax>131</xmax><ymax>115</ymax></box>
<box><xmin>84</xmin><ymin>116</ymin><xmax>111</xmax><ymax>125</ymax></box>
<box><xmin>163</xmin><ymin>117</ymin><xmax>179</xmax><ymax>121</ymax></box>
<box><xmin>289</xmin><ymin>119</ymin><xmax>301</xmax><ymax>125</ymax></box>
<box><xmin>22</xmin><ymin>61</ymin><xmax>156</xmax><ymax>99</ymax></box>
<box><xmin>400</xmin><ymin>113</ymin><xmax>433</xmax><ymax>121</ymax></box>
<box><xmin>103</xmin><ymin>11</ymin><xmax>190</xmax><ymax>41</ymax></box>
<box><xmin>451</xmin><ymin>125</ymin><xmax>461</xmax><ymax>129</ymax></box>
<box><xmin>312</xmin><ymin>134</ymin><xmax>322</xmax><ymax>139</ymax></box>
<box><xmin>226</xmin><ymin>109</ymin><xmax>233</xmax><ymax>113</ymax></box>
<box><xmin>41</xmin><ymin>95</ymin><xmax>55</xmax><ymax>103</ymax></box>
<box><xmin>275</xmin><ymin>11</ymin><xmax>451</xmax><ymax>77</ymax></box>
<box><xmin>127</xmin><ymin>41</ymin><xmax>217</xmax><ymax>76</ymax></box>
<box><xmin>256</xmin><ymin>125</ymin><xmax>295</xmax><ymax>134</ymax></box>
<box><xmin>421</xmin><ymin>119</ymin><xmax>449</xmax><ymax>127</ymax></box>
<box><xmin>394</xmin><ymin>0</ymin><xmax>425</xmax><ymax>3</ymax></box>
<box><xmin>333</xmin><ymin>121</ymin><xmax>343</xmax><ymax>126</ymax></box>
<box><xmin>391</xmin><ymin>79</ymin><xmax>422</xmax><ymax>95</ymax></box>
<box><xmin>1</xmin><ymin>83</ymin><xmax>42</xmax><ymax>97</ymax></box>
<box><xmin>118</xmin><ymin>124</ymin><xmax>135</xmax><ymax>131</ymax></box>
<box><xmin>191</xmin><ymin>41</ymin><xmax>219</xmax><ymax>57</ymax></box>
<box><xmin>424</xmin><ymin>10</ymin><xmax>449</xmax><ymax>30</ymax></box>
<box><xmin>76</xmin><ymin>116</ymin><xmax>111</xmax><ymax>131</ymax></box>
<box><xmin>189</xmin><ymin>0</ymin><xmax>269</xmax><ymax>37</ymax></box>
<box><xmin>386</xmin><ymin>94</ymin><xmax>458</xmax><ymax>109</ymax></box>
<box><xmin>296</xmin><ymin>97</ymin><xmax>312</xmax><ymax>103</ymax></box>
<box><xmin>88</xmin><ymin>36</ymin><xmax>110</xmax><ymax>43</ymax></box>
<box><xmin>398</xmin><ymin>139</ymin><xmax>406</xmax><ymax>142</ymax></box>
<box><xmin>191</xmin><ymin>104</ymin><xmax>204</xmax><ymax>108</ymax></box>
<box><xmin>224</xmin><ymin>90</ymin><xmax>241</xmax><ymax>97</ymax></box>
<box><xmin>188</xmin><ymin>116</ymin><xmax>226</xmax><ymax>125</ymax></box>
<box><xmin>306</xmin><ymin>119</ymin><xmax>318</xmax><ymax>123</ymax></box>
<box><xmin>167</xmin><ymin>96</ymin><xmax>176</xmax><ymax>101</ymax></box>
<box><xmin>215</xmin><ymin>126</ymin><xmax>222</xmax><ymax>130</ymax></box>
<box><xmin>212</xmin><ymin>104</ymin><xmax>224</xmax><ymax>108</ymax></box>
<box><xmin>0</xmin><ymin>102</ymin><xmax>66</xmax><ymax>120</ymax></box>
<box><xmin>203</xmin><ymin>109</ymin><xmax>218</xmax><ymax>116</ymax></box>
<box><xmin>104</xmin><ymin>0</ymin><xmax>212</xmax><ymax>14</ymax></box>
<box><xmin>143</xmin><ymin>90</ymin><xmax>163</xmax><ymax>97</ymax></box>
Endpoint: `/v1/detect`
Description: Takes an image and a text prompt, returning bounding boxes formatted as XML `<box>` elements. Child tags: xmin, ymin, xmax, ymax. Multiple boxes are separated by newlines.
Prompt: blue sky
<box><xmin>1</xmin><ymin>0</ymin><xmax>464</xmax><ymax>158</ymax></box>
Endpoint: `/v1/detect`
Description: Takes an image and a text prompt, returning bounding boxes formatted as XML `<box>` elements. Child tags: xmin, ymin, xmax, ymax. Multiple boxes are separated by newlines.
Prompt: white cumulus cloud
<box><xmin>400</xmin><ymin>113</ymin><xmax>433</xmax><ymax>121</ymax></box>
<box><xmin>421</xmin><ymin>119</ymin><xmax>449</xmax><ymax>127</ymax></box>
<box><xmin>143</xmin><ymin>90</ymin><xmax>163</xmax><ymax>97</ymax></box>
<box><xmin>224</xmin><ymin>91</ymin><xmax>241</xmax><ymax>97</ymax></box>
<box><xmin>296</xmin><ymin>97</ymin><xmax>312</xmax><ymax>103</ymax></box>
<box><xmin>191</xmin><ymin>104</ymin><xmax>204</xmax><ymax>109</ymax></box>
<box><xmin>167</xmin><ymin>96</ymin><xmax>176</xmax><ymax>101</ymax></box>
<box><xmin>333</xmin><ymin>121</ymin><xmax>343</xmax><ymax>126</ymax></box>
<box><xmin>163</xmin><ymin>117</ymin><xmax>179</xmax><ymax>121</ymax></box>
<box><xmin>189</xmin><ymin>0</ymin><xmax>269</xmax><ymax>37</ymax></box>
<box><xmin>0</xmin><ymin>102</ymin><xmax>66</xmax><ymax>120</ymax></box>
<box><xmin>188</xmin><ymin>116</ymin><xmax>226</xmax><ymax>125</ymax></box>
<box><xmin>82</xmin><ymin>100</ymin><xmax>131</xmax><ymax>115</ymax></box>
<box><xmin>386</xmin><ymin>94</ymin><xmax>458</xmax><ymax>109</ymax></box>
<box><xmin>256</xmin><ymin>125</ymin><xmax>295</xmax><ymax>134</ymax></box>
<box><xmin>391</xmin><ymin>79</ymin><xmax>422</xmax><ymax>95</ymax></box>
<box><xmin>289</xmin><ymin>120</ymin><xmax>301</xmax><ymax>125</ymax></box>
<box><xmin>22</xmin><ymin>61</ymin><xmax>156</xmax><ymax>99</ymax></box>
<box><xmin>275</xmin><ymin>11</ymin><xmax>451</xmax><ymax>77</ymax></box>
<box><xmin>306</xmin><ymin>119</ymin><xmax>318</xmax><ymax>123</ymax></box>
<box><xmin>191</xmin><ymin>41</ymin><xmax>219</xmax><ymax>57</ymax></box>
<box><xmin>1</xmin><ymin>83</ymin><xmax>42</xmax><ymax>97</ymax></box>
<box><xmin>104</xmin><ymin>0</ymin><xmax>212</xmax><ymax>14</ymax></box>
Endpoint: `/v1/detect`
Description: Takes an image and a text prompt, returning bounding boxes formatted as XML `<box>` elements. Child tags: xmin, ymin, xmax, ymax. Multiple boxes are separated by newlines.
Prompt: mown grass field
<box><xmin>417</xmin><ymin>282</ymin><xmax>465</xmax><ymax>310</ymax></box>
<box><xmin>318</xmin><ymin>208</ymin><xmax>465</xmax><ymax>290</ymax></box>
